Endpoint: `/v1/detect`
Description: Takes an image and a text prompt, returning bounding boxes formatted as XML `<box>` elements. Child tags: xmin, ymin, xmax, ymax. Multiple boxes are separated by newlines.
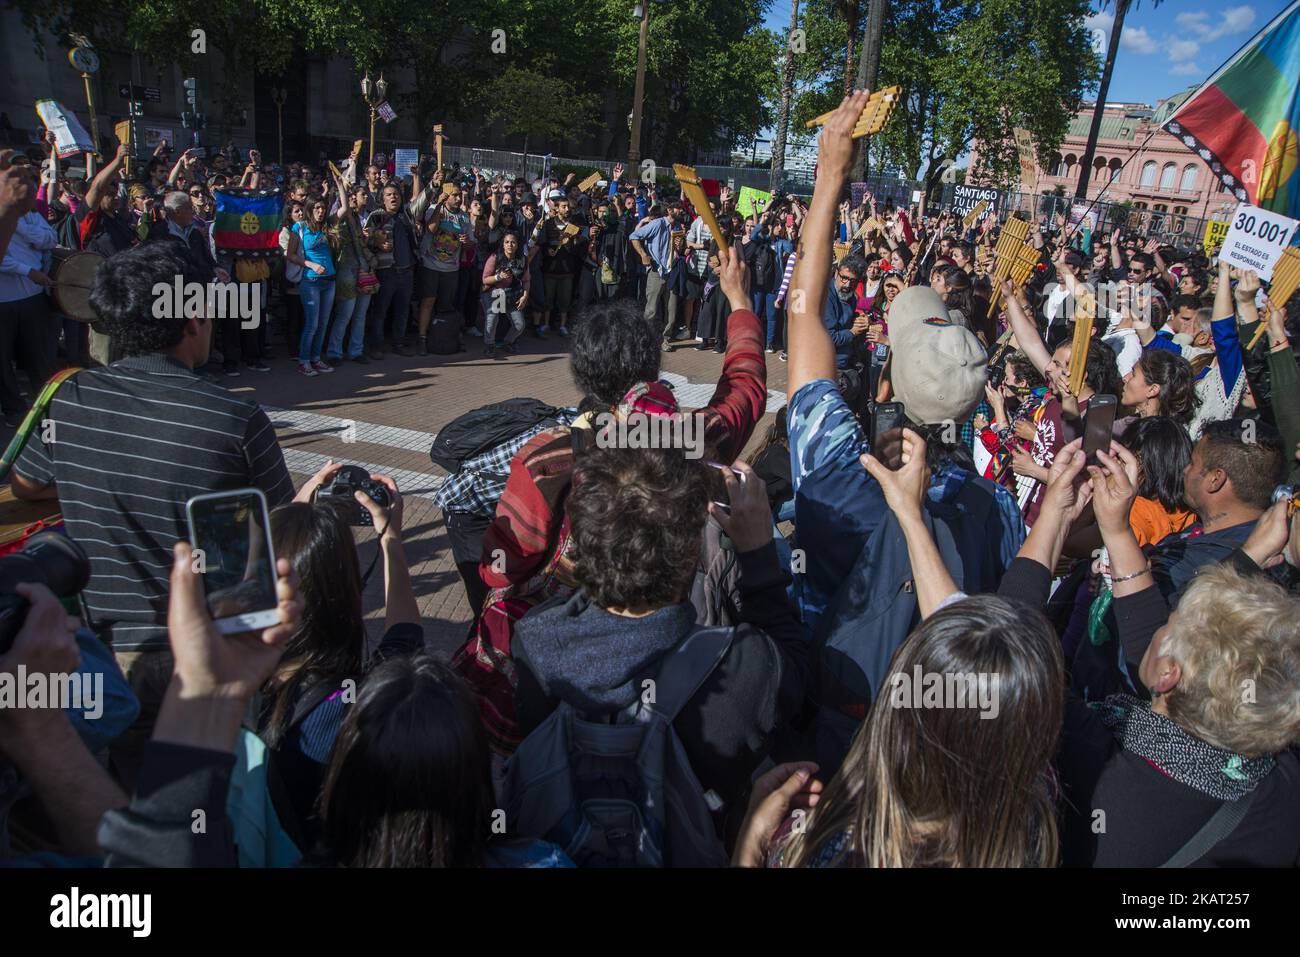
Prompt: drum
<box><xmin>0</xmin><ymin>485</ymin><xmax>62</xmax><ymax>557</ymax></box>
<box><xmin>50</xmin><ymin>248</ymin><xmax>105</xmax><ymax>322</ymax></box>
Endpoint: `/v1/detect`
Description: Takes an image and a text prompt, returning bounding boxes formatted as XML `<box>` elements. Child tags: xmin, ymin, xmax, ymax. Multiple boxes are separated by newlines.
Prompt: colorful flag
<box><xmin>1163</xmin><ymin>0</ymin><xmax>1300</xmax><ymax>221</ymax></box>
<box><xmin>212</xmin><ymin>188</ymin><xmax>284</xmax><ymax>256</ymax></box>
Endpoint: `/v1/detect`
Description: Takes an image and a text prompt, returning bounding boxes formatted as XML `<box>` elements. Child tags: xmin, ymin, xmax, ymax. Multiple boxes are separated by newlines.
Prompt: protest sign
<box><xmin>737</xmin><ymin>186</ymin><xmax>772</xmax><ymax>218</ymax></box>
<box><xmin>951</xmin><ymin>184</ymin><xmax>999</xmax><ymax>222</ymax></box>
<box><xmin>1069</xmin><ymin>203</ymin><xmax>1098</xmax><ymax>232</ymax></box>
<box><xmin>35</xmin><ymin>100</ymin><xmax>95</xmax><ymax>159</ymax></box>
<box><xmin>850</xmin><ymin>182</ymin><xmax>868</xmax><ymax>206</ymax></box>
<box><xmin>1203</xmin><ymin>219</ymin><xmax>1229</xmax><ymax>251</ymax></box>
<box><xmin>1220</xmin><ymin>203</ymin><xmax>1299</xmax><ymax>281</ymax></box>
<box><xmin>393</xmin><ymin>148</ymin><xmax>419</xmax><ymax>177</ymax></box>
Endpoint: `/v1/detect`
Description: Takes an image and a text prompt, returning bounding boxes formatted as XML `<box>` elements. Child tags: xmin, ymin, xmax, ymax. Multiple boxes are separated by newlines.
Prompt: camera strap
<box><xmin>358</xmin><ymin>515</ymin><xmax>392</xmax><ymax>589</ymax></box>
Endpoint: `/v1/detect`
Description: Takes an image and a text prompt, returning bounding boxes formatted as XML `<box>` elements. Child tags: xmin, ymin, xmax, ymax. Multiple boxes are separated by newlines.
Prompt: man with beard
<box><xmin>823</xmin><ymin>254</ymin><xmax>866</xmax><ymax>370</ymax></box>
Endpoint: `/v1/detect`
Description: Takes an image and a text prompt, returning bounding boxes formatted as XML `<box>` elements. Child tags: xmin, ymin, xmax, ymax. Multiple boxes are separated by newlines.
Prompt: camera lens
<box><xmin>0</xmin><ymin>532</ymin><xmax>90</xmax><ymax>654</ymax></box>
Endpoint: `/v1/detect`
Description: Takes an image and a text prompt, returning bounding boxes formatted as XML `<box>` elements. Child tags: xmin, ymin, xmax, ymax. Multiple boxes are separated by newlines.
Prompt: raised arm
<box><xmin>1002</xmin><ymin>277</ymin><xmax>1052</xmax><ymax>376</ymax></box>
<box><xmin>85</xmin><ymin>144</ymin><xmax>128</xmax><ymax>211</ymax></box>
<box><xmin>787</xmin><ymin>90</ymin><xmax>871</xmax><ymax>396</ymax></box>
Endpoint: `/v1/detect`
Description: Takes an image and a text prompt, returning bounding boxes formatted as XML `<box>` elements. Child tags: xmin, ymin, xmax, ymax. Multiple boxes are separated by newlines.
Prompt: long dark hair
<box><xmin>1121</xmin><ymin>415</ymin><xmax>1193</xmax><ymax>513</ymax></box>
<box><xmin>263</xmin><ymin>502</ymin><xmax>366</xmax><ymax>747</ymax></box>
<box><xmin>319</xmin><ymin>655</ymin><xmax>495</xmax><ymax>867</ymax></box>
<box><xmin>1136</xmin><ymin>349</ymin><xmax>1198</xmax><ymax>425</ymax></box>
<box><xmin>782</xmin><ymin>595</ymin><xmax>1063</xmax><ymax>868</ymax></box>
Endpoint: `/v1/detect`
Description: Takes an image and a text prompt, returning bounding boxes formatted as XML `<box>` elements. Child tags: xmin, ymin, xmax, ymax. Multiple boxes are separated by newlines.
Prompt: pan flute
<box><xmin>984</xmin><ymin>218</ymin><xmax>1037</xmax><ymax>320</ymax></box>
<box><xmin>962</xmin><ymin>200</ymin><xmax>987</xmax><ymax>231</ymax></box>
<box><xmin>673</xmin><ymin>164</ymin><xmax>728</xmax><ymax>258</ymax></box>
<box><xmin>804</xmin><ymin>85</ymin><xmax>903</xmax><ymax>139</ymax></box>
<box><xmin>1246</xmin><ymin>247</ymin><xmax>1300</xmax><ymax>350</ymax></box>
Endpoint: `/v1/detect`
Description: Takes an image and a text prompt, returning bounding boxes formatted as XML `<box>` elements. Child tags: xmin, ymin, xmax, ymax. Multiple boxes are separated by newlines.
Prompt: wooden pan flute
<box><xmin>673</xmin><ymin>163</ymin><xmax>729</xmax><ymax>258</ymax></box>
<box><xmin>804</xmin><ymin>86</ymin><xmax>903</xmax><ymax>139</ymax></box>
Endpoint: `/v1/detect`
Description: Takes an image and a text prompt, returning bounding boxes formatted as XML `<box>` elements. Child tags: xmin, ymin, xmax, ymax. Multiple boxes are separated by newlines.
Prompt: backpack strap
<box><xmin>288</xmin><ymin>679</ymin><xmax>341</xmax><ymax>731</ymax></box>
<box><xmin>0</xmin><ymin>367</ymin><xmax>81</xmax><ymax>484</ymax></box>
<box><xmin>641</xmin><ymin>625</ymin><xmax>734</xmax><ymax>724</ymax></box>
<box><xmin>1159</xmin><ymin>788</ymin><xmax>1259</xmax><ymax>868</ymax></box>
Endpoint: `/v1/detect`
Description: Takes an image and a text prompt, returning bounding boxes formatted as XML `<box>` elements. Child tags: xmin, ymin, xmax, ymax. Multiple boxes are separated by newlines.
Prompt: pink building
<box><xmin>970</xmin><ymin>89</ymin><xmax>1240</xmax><ymax>226</ymax></box>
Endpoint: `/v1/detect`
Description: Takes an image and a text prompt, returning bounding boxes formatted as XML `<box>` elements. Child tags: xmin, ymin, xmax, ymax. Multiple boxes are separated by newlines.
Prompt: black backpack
<box><xmin>749</xmin><ymin>240</ymin><xmax>776</xmax><ymax>290</ymax></box>
<box><xmin>429</xmin><ymin>397</ymin><xmax>565</xmax><ymax>473</ymax></box>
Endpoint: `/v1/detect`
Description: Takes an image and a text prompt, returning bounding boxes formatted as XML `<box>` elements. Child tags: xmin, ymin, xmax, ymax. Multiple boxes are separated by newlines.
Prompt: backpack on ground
<box><xmin>427</xmin><ymin>310</ymin><xmax>464</xmax><ymax>355</ymax></box>
<box><xmin>501</xmin><ymin>626</ymin><xmax>734</xmax><ymax>868</ymax></box>
<box><xmin>812</xmin><ymin>477</ymin><xmax>999</xmax><ymax>775</ymax></box>
<box><xmin>429</xmin><ymin>397</ymin><xmax>564</xmax><ymax>473</ymax></box>
<box><xmin>227</xmin><ymin>681</ymin><xmax>336</xmax><ymax>868</ymax></box>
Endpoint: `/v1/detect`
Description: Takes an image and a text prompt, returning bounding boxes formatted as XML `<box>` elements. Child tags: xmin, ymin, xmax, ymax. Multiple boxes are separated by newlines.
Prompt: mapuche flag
<box><xmin>1163</xmin><ymin>0</ymin><xmax>1300</xmax><ymax>221</ymax></box>
<box><xmin>213</xmin><ymin>188</ymin><xmax>284</xmax><ymax>256</ymax></box>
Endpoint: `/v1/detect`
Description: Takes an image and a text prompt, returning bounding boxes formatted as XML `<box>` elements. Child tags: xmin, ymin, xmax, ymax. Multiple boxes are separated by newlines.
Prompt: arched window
<box><xmin>1064</xmin><ymin>154</ymin><xmax>1078</xmax><ymax>178</ymax></box>
<box><xmin>1153</xmin><ymin>203</ymin><xmax>1168</xmax><ymax>213</ymax></box>
<box><xmin>1179</xmin><ymin>165</ymin><xmax>1197</xmax><ymax>192</ymax></box>
<box><xmin>1159</xmin><ymin>163</ymin><xmax>1177</xmax><ymax>190</ymax></box>
<box><xmin>1108</xmin><ymin>158</ymin><xmax>1122</xmax><ymax>182</ymax></box>
<box><xmin>1140</xmin><ymin>161</ymin><xmax>1157</xmax><ymax>188</ymax></box>
<box><xmin>1049</xmin><ymin>152</ymin><xmax>1064</xmax><ymax>176</ymax></box>
<box><xmin>1132</xmin><ymin>201</ymin><xmax>1148</xmax><ymax>210</ymax></box>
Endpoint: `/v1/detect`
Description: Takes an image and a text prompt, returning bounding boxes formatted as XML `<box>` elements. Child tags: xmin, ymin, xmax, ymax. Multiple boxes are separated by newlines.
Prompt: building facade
<box><xmin>969</xmin><ymin>90</ymin><xmax>1240</xmax><ymax>228</ymax></box>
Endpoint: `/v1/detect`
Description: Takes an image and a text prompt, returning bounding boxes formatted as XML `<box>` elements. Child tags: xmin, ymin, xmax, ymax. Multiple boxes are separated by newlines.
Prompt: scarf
<box><xmin>1094</xmin><ymin>694</ymin><xmax>1274</xmax><ymax>801</ymax></box>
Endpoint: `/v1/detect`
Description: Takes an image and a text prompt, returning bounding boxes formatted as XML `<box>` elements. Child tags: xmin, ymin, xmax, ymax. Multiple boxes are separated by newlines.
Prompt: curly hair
<box><xmin>569</xmin><ymin>299</ymin><xmax>660</xmax><ymax>408</ymax></box>
<box><xmin>1161</xmin><ymin>564</ymin><xmax>1300</xmax><ymax>757</ymax></box>
<box><xmin>88</xmin><ymin>240</ymin><xmax>208</xmax><ymax>357</ymax></box>
<box><xmin>1083</xmin><ymin>338</ymin><xmax>1123</xmax><ymax>398</ymax></box>
<box><xmin>567</xmin><ymin>445</ymin><xmax>708</xmax><ymax>611</ymax></box>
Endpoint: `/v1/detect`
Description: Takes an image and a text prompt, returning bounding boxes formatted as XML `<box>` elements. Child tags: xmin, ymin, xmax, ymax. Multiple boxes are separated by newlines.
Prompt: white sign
<box><xmin>35</xmin><ymin>100</ymin><xmax>95</xmax><ymax>159</ymax></box>
<box><xmin>1069</xmin><ymin>203</ymin><xmax>1098</xmax><ymax>232</ymax></box>
<box><xmin>1220</xmin><ymin>203</ymin><xmax>1299</xmax><ymax>281</ymax></box>
<box><xmin>911</xmin><ymin>190</ymin><xmax>923</xmax><ymax>204</ymax></box>
<box><xmin>393</xmin><ymin>148</ymin><xmax>419</xmax><ymax>177</ymax></box>
<box><xmin>143</xmin><ymin>127</ymin><xmax>174</xmax><ymax>151</ymax></box>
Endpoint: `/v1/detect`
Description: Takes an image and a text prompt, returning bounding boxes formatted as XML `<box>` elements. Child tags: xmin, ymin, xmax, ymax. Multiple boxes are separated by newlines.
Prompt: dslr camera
<box><xmin>0</xmin><ymin>532</ymin><xmax>91</xmax><ymax>655</ymax></box>
<box><xmin>316</xmin><ymin>465</ymin><xmax>392</xmax><ymax>527</ymax></box>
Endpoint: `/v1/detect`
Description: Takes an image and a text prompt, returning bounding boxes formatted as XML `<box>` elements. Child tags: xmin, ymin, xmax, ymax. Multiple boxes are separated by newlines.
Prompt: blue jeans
<box><xmin>326</xmin><ymin>293</ymin><xmax>371</xmax><ymax>359</ymax></box>
<box><xmin>753</xmin><ymin>290</ymin><xmax>780</xmax><ymax>346</ymax></box>
<box><xmin>298</xmin><ymin>279</ymin><xmax>336</xmax><ymax>363</ymax></box>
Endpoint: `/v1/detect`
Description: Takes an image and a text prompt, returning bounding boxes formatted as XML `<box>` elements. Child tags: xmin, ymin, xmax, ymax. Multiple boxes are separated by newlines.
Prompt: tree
<box><xmin>1075</xmin><ymin>1</ymin><xmax>1162</xmax><ymax>200</ymax></box>
<box><xmin>770</xmin><ymin>0</ymin><xmax>801</xmax><ymax>192</ymax></box>
<box><xmin>474</xmin><ymin>63</ymin><xmax>601</xmax><ymax>157</ymax></box>
<box><xmin>789</xmin><ymin>0</ymin><xmax>1099</xmax><ymax>186</ymax></box>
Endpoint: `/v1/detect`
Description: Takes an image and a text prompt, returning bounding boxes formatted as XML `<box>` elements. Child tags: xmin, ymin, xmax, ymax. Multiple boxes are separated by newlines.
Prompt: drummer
<box><xmin>0</xmin><ymin>149</ymin><xmax>59</xmax><ymax>427</ymax></box>
<box><xmin>78</xmin><ymin>144</ymin><xmax>137</xmax><ymax>259</ymax></box>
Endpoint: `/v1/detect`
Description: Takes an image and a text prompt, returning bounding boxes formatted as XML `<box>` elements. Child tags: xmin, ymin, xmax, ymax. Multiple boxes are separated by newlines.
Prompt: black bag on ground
<box><xmin>428</xmin><ymin>310</ymin><xmax>464</xmax><ymax>355</ymax></box>
<box><xmin>429</xmin><ymin>397</ymin><xmax>565</xmax><ymax>473</ymax></box>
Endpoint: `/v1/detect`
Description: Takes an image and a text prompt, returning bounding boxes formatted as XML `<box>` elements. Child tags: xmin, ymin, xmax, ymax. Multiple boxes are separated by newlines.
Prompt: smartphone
<box><xmin>706</xmin><ymin>460</ymin><xmax>745</xmax><ymax>515</ymax></box>
<box><xmin>872</xmin><ymin>401</ymin><xmax>907</xmax><ymax>451</ymax></box>
<box><xmin>1083</xmin><ymin>394</ymin><xmax>1119</xmax><ymax>466</ymax></box>
<box><xmin>185</xmin><ymin>488</ymin><xmax>280</xmax><ymax>634</ymax></box>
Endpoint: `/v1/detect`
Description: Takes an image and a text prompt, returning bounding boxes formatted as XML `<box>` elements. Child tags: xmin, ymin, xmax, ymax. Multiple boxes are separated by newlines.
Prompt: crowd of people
<box><xmin>0</xmin><ymin>88</ymin><xmax>1298</xmax><ymax>871</ymax></box>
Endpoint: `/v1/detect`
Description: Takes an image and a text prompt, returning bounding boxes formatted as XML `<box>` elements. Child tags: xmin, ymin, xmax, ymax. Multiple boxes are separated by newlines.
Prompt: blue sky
<box><xmin>762</xmin><ymin>1</ymin><xmax>1293</xmax><ymax>108</ymax></box>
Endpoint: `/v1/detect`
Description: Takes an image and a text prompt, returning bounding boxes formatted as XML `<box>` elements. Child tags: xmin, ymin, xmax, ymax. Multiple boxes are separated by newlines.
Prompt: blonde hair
<box><xmin>1161</xmin><ymin>564</ymin><xmax>1300</xmax><ymax>756</ymax></box>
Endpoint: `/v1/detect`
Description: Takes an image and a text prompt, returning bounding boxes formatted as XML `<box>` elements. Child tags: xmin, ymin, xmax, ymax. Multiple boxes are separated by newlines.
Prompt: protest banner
<box><xmin>35</xmin><ymin>100</ymin><xmax>95</xmax><ymax>159</ymax></box>
<box><xmin>1203</xmin><ymin>219</ymin><xmax>1230</xmax><ymax>251</ymax></box>
<box><xmin>952</xmin><ymin>184</ymin><xmax>999</xmax><ymax>222</ymax></box>
<box><xmin>737</xmin><ymin>186</ymin><xmax>772</xmax><ymax>218</ymax></box>
<box><xmin>1220</xmin><ymin>203</ymin><xmax>1299</xmax><ymax>281</ymax></box>
<box><xmin>393</xmin><ymin>148</ymin><xmax>419</xmax><ymax>177</ymax></box>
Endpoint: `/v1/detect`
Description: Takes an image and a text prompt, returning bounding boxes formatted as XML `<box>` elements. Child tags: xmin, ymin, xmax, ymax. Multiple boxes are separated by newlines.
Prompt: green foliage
<box><xmin>790</xmin><ymin>0</ymin><xmax>1100</xmax><ymax>182</ymax></box>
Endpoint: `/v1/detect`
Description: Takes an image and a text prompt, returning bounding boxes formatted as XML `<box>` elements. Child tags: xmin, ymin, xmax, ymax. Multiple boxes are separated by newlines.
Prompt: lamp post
<box><xmin>361</xmin><ymin>72</ymin><xmax>388</xmax><ymax>166</ymax></box>
<box><xmin>271</xmin><ymin>87</ymin><xmax>287</xmax><ymax>167</ymax></box>
<box><xmin>627</xmin><ymin>1</ymin><xmax>650</xmax><ymax>176</ymax></box>
<box><xmin>67</xmin><ymin>44</ymin><xmax>101</xmax><ymax>178</ymax></box>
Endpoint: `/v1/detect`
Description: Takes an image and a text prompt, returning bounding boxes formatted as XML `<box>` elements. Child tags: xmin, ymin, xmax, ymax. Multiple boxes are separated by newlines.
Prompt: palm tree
<box><xmin>770</xmin><ymin>0</ymin><xmax>802</xmax><ymax>193</ymax></box>
<box><xmin>1076</xmin><ymin>0</ymin><xmax>1163</xmax><ymax>200</ymax></box>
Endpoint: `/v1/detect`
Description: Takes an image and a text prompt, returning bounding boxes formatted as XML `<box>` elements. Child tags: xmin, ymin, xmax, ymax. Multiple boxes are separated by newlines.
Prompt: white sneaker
<box><xmin>312</xmin><ymin>360</ymin><xmax>335</xmax><ymax>374</ymax></box>
<box><xmin>297</xmin><ymin>362</ymin><xmax>318</xmax><ymax>377</ymax></box>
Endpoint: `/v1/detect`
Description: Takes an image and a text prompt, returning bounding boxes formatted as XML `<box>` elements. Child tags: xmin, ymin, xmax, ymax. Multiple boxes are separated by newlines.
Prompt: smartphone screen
<box><xmin>706</xmin><ymin>460</ymin><xmax>744</xmax><ymax>515</ymax></box>
<box><xmin>1083</xmin><ymin>394</ymin><xmax>1118</xmax><ymax>466</ymax></box>
<box><xmin>185</xmin><ymin>489</ymin><xmax>279</xmax><ymax>634</ymax></box>
<box><xmin>872</xmin><ymin>401</ymin><xmax>906</xmax><ymax>451</ymax></box>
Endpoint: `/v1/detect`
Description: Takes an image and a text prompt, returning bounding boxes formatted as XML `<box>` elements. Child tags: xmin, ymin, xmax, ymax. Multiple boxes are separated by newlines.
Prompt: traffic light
<box><xmin>183</xmin><ymin>77</ymin><xmax>198</xmax><ymax>110</ymax></box>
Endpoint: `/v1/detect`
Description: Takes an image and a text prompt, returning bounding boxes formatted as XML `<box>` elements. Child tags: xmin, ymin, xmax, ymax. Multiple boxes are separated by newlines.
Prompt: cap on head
<box><xmin>887</xmin><ymin>286</ymin><xmax>987</xmax><ymax>426</ymax></box>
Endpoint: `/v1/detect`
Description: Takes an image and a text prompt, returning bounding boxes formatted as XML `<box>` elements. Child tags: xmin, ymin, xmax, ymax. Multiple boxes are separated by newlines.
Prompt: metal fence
<box><xmin>938</xmin><ymin>184</ymin><xmax>1225</xmax><ymax>249</ymax></box>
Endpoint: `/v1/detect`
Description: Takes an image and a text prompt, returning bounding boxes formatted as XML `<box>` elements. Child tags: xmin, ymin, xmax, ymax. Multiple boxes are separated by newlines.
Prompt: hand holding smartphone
<box><xmin>185</xmin><ymin>489</ymin><xmax>280</xmax><ymax>634</ymax></box>
<box><xmin>1083</xmin><ymin>394</ymin><xmax>1118</xmax><ymax>467</ymax></box>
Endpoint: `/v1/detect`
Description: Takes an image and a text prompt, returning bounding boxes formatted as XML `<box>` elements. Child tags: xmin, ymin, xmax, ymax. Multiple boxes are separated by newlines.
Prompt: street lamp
<box><xmin>271</xmin><ymin>87</ymin><xmax>287</xmax><ymax>168</ymax></box>
<box><xmin>627</xmin><ymin>2</ymin><xmax>649</xmax><ymax>176</ymax></box>
<box><xmin>361</xmin><ymin>72</ymin><xmax>388</xmax><ymax>166</ymax></box>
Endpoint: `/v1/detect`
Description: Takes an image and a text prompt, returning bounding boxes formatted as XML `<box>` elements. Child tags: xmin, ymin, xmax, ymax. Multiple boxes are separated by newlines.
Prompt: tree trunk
<box><xmin>769</xmin><ymin>0</ymin><xmax>800</xmax><ymax>194</ymax></box>
<box><xmin>1076</xmin><ymin>0</ymin><xmax>1129</xmax><ymax>201</ymax></box>
<box><xmin>850</xmin><ymin>0</ymin><xmax>886</xmax><ymax>183</ymax></box>
<box><xmin>842</xmin><ymin>1</ymin><xmax>859</xmax><ymax>96</ymax></box>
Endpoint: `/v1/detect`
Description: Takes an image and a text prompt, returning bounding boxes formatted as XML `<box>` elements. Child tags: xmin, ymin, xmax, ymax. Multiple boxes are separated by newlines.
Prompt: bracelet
<box><xmin>1110</xmin><ymin>565</ymin><xmax>1150</xmax><ymax>584</ymax></box>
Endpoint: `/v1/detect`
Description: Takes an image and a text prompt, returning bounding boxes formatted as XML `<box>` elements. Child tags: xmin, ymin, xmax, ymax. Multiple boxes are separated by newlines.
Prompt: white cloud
<box><xmin>1085</xmin><ymin>10</ymin><xmax>1114</xmax><ymax>33</ymax></box>
<box><xmin>1174</xmin><ymin>6</ymin><xmax>1256</xmax><ymax>42</ymax></box>
<box><xmin>1170</xmin><ymin>62</ymin><xmax>1205</xmax><ymax>77</ymax></box>
<box><xmin>1168</xmin><ymin>39</ymin><xmax>1201</xmax><ymax>60</ymax></box>
<box><xmin>1121</xmin><ymin>26</ymin><xmax>1159</xmax><ymax>54</ymax></box>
